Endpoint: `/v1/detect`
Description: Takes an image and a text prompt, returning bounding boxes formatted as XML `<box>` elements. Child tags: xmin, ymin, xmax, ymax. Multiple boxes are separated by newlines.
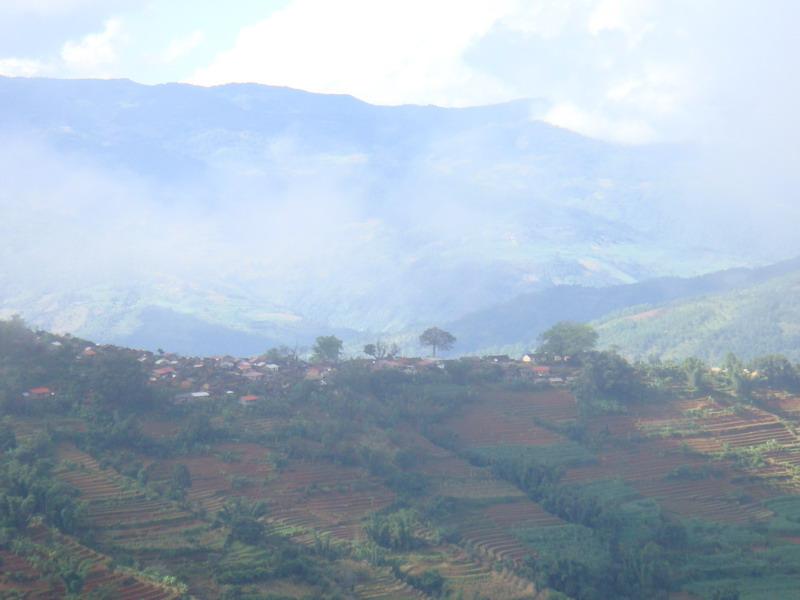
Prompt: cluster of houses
<box><xmin>23</xmin><ymin>330</ymin><xmax>576</xmax><ymax>406</ymax></box>
<box><xmin>141</xmin><ymin>352</ymin><xmax>302</xmax><ymax>406</ymax></box>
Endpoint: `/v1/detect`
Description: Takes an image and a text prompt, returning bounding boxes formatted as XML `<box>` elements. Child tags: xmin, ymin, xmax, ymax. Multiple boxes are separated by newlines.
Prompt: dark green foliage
<box><xmin>312</xmin><ymin>336</ymin><xmax>343</xmax><ymax>362</ymax></box>
<box><xmin>215</xmin><ymin>498</ymin><xmax>269</xmax><ymax>546</ymax></box>
<box><xmin>419</xmin><ymin>327</ymin><xmax>456</xmax><ymax>357</ymax></box>
<box><xmin>84</xmin><ymin>413</ymin><xmax>148</xmax><ymax>454</ymax></box>
<box><xmin>363</xmin><ymin>341</ymin><xmax>398</xmax><ymax>359</ymax></box>
<box><xmin>537</xmin><ymin>321</ymin><xmax>598</xmax><ymax>359</ymax></box>
<box><xmin>88</xmin><ymin>352</ymin><xmax>152</xmax><ymax>410</ymax></box>
<box><xmin>366</xmin><ymin>509</ymin><xmax>420</xmax><ymax>551</ymax></box>
<box><xmin>213</xmin><ymin>541</ymin><xmax>340</xmax><ymax>590</ymax></box>
<box><xmin>683</xmin><ymin>357</ymin><xmax>709</xmax><ymax>392</ymax></box>
<box><xmin>0</xmin><ymin>418</ymin><xmax>17</xmax><ymax>451</ymax></box>
<box><xmin>0</xmin><ymin>438</ymin><xmax>84</xmax><ymax>534</ymax></box>
<box><xmin>751</xmin><ymin>354</ymin><xmax>799</xmax><ymax>389</ymax></box>
<box><xmin>571</xmin><ymin>350</ymin><xmax>647</xmax><ymax>412</ymax></box>
<box><xmin>168</xmin><ymin>463</ymin><xmax>192</xmax><ymax>499</ymax></box>
<box><xmin>404</xmin><ymin>569</ymin><xmax>444</xmax><ymax>596</ymax></box>
<box><xmin>176</xmin><ymin>414</ymin><xmax>226</xmax><ymax>451</ymax></box>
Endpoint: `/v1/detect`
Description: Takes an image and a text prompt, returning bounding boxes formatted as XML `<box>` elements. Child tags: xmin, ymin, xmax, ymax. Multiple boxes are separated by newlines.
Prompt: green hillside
<box><xmin>595</xmin><ymin>270</ymin><xmax>800</xmax><ymax>362</ymax></box>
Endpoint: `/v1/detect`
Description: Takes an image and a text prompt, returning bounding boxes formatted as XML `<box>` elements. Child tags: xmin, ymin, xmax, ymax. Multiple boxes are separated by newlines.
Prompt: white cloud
<box><xmin>191</xmin><ymin>0</ymin><xmax>516</xmax><ymax>106</ymax></box>
<box><xmin>0</xmin><ymin>57</ymin><xmax>48</xmax><ymax>77</ymax></box>
<box><xmin>188</xmin><ymin>0</ymin><xmax>700</xmax><ymax>139</ymax></box>
<box><xmin>544</xmin><ymin>103</ymin><xmax>656</xmax><ymax>144</ymax></box>
<box><xmin>61</xmin><ymin>18</ymin><xmax>125</xmax><ymax>72</ymax></box>
<box><xmin>1</xmin><ymin>0</ymin><xmax>106</xmax><ymax>16</ymax></box>
<box><xmin>162</xmin><ymin>30</ymin><xmax>205</xmax><ymax>64</ymax></box>
<box><xmin>587</xmin><ymin>0</ymin><xmax>655</xmax><ymax>43</ymax></box>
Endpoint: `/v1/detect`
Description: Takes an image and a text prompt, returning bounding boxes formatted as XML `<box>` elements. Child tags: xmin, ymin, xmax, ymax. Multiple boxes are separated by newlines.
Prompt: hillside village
<box><xmin>19</xmin><ymin>330</ymin><xmax>576</xmax><ymax>410</ymax></box>
<box><xmin>5</xmin><ymin>318</ymin><xmax>800</xmax><ymax>599</ymax></box>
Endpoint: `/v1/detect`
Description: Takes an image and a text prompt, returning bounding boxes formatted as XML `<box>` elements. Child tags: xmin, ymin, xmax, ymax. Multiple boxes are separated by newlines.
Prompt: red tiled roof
<box><xmin>153</xmin><ymin>367</ymin><xmax>176</xmax><ymax>376</ymax></box>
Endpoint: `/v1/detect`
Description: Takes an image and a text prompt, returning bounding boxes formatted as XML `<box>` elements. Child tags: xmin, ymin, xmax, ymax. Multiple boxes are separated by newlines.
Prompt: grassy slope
<box><xmin>443</xmin><ymin>256</ymin><xmax>800</xmax><ymax>357</ymax></box>
<box><xmin>595</xmin><ymin>271</ymin><xmax>800</xmax><ymax>362</ymax></box>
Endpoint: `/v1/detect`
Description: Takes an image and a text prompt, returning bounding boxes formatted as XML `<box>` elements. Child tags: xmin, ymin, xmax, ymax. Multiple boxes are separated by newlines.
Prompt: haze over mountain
<box><xmin>1</xmin><ymin>76</ymin><xmax>797</xmax><ymax>355</ymax></box>
<box><xmin>443</xmin><ymin>257</ymin><xmax>800</xmax><ymax>357</ymax></box>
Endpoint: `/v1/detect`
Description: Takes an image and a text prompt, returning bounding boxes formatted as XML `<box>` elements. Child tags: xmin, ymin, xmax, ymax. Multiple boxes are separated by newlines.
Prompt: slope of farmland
<box><xmin>5</xmin><ymin>322</ymin><xmax>800</xmax><ymax>598</ymax></box>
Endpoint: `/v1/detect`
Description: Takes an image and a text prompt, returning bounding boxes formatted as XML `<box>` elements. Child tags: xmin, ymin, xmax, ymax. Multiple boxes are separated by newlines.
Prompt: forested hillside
<box><xmin>445</xmin><ymin>256</ymin><xmax>800</xmax><ymax>356</ymax></box>
<box><xmin>595</xmin><ymin>270</ymin><xmax>800</xmax><ymax>362</ymax></box>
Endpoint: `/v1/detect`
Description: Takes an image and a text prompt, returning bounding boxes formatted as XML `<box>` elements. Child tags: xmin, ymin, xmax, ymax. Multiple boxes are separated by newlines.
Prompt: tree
<box><xmin>366</xmin><ymin>509</ymin><xmax>419</xmax><ymax>550</ymax></box>
<box><xmin>363</xmin><ymin>340</ymin><xmax>400</xmax><ymax>359</ymax></box>
<box><xmin>537</xmin><ymin>322</ymin><xmax>598</xmax><ymax>360</ymax></box>
<box><xmin>171</xmin><ymin>464</ymin><xmax>192</xmax><ymax>491</ymax></box>
<box><xmin>572</xmin><ymin>350</ymin><xmax>645</xmax><ymax>409</ymax></box>
<box><xmin>312</xmin><ymin>336</ymin><xmax>343</xmax><ymax>363</ymax></box>
<box><xmin>683</xmin><ymin>357</ymin><xmax>708</xmax><ymax>392</ymax></box>
<box><xmin>751</xmin><ymin>355</ymin><xmax>798</xmax><ymax>389</ymax></box>
<box><xmin>0</xmin><ymin>419</ymin><xmax>16</xmax><ymax>451</ymax></box>
<box><xmin>264</xmin><ymin>345</ymin><xmax>298</xmax><ymax>364</ymax></box>
<box><xmin>88</xmin><ymin>353</ymin><xmax>152</xmax><ymax>410</ymax></box>
<box><xmin>215</xmin><ymin>498</ymin><xmax>268</xmax><ymax>546</ymax></box>
<box><xmin>419</xmin><ymin>327</ymin><xmax>456</xmax><ymax>357</ymax></box>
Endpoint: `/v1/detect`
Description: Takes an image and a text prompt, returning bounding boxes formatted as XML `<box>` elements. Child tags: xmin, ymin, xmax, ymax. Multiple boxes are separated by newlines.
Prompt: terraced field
<box><xmin>479</xmin><ymin>389</ymin><xmax>579</xmax><ymax>425</ymax></box>
<box><xmin>263</xmin><ymin>459</ymin><xmax>396</xmax><ymax>545</ymax></box>
<box><xmin>353</xmin><ymin>566</ymin><xmax>426</xmax><ymax>599</ymax></box>
<box><xmin>144</xmin><ymin>442</ymin><xmax>273</xmax><ymax>513</ymax></box>
<box><xmin>55</xmin><ymin>444</ymin><xmax>224</xmax><ymax>553</ymax></box>
<box><xmin>408</xmin><ymin>432</ymin><xmax>525</xmax><ymax>500</ymax></box>
<box><xmin>0</xmin><ymin>526</ymin><xmax>182</xmax><ymax>600</ymax></box>
<box><xmin>447</xmin><ymin>389</ymin><xmax>578</xmax><ymax>448</ymax></box>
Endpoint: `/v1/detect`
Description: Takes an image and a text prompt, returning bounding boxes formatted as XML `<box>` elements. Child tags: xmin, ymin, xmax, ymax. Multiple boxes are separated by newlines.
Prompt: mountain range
<box><xmin>0</xmin><ymin>76</ymin><xmax>794</xmax><ymax>355</ymax></box>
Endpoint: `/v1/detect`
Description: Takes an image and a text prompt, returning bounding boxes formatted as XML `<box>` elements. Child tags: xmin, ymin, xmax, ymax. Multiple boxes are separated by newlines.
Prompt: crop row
<box><xmin>481</xmin><ymin>389</ymin><xmax>579</xmax><ymax>425</ymax></box>
<box><xmin>447</xmin><ymin>401</ymin><xmax>567</xmax><ymax>448</ymax></box>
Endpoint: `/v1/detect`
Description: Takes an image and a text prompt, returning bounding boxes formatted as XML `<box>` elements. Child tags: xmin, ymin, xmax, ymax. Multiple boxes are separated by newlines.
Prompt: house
<box><xmin>26</xmin><ymin>387</ymin><xmax>54</xmax><ymax>398</ymax></box>
<box><xmin>173</xmin><ymin>391</ymin><xmax>211</xmax><ymax>404</ymax></box>
<box><xmin>82</xmin><ymin>347</ymin><xmax>97</xmax><ymax>357</ymax></box>
<box><xmin>239</xmin><ymin>394</ymin><xmax>260</xmax><ymax>406</ymax></box>
<box><xmin>521</xmin><ymin>353</ymin><xmax>536</xmax><ymax>363</ymax></box>
<box><xmin>152</xmin><ymin>367</ymin><xmax>177</xmax><ymax>378</ymax></box>
<box><xmin>305</xmin><ymin>367</ymin><xmax>324</xmax><ymax>381</ymax></box>
<box><xmin>531</xmin><ymin>366</ymin><xmax>551</xmax><ymax>377</ymax></box>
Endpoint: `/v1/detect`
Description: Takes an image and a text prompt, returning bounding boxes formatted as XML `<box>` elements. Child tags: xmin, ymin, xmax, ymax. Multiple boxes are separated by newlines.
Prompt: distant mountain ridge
<box><xmin>446</xmin><ymin>256</ymin><xmax>800</xmax><ymax>357</ymax></box>
<box><xmin>594</xmin><ymin>265</ymin><xmax>800</xmax><ymax>363</ymax></box>
<box><xmin>0</xmin><ymin>76</ymin><xmax>791</xmax><ymax>354</ymax></box>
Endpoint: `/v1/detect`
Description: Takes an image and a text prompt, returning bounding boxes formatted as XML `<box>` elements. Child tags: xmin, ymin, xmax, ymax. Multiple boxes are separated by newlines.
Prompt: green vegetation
<box><xmin>595</xmin><ymin>271</ymin><xmax>800</xmax><ymax>362</ymax></box>
<box><xmin>419</xmin><ymin>327</ymin><xmax>456</xmax><ymax>357</ymax></box>
<box><xmin>537</xmin><ymin>320</ymin><xmax>599</xmax><ymax>360</ymax></box>
<box><xmin>3</xmin><ymin>318</ymin><xmax>800</xmax><ymax>598</ymax></box>
<box><xmin>311</xmin><ymin>336</ymin><xmax>343</xmax><ymax>363</ymax></box>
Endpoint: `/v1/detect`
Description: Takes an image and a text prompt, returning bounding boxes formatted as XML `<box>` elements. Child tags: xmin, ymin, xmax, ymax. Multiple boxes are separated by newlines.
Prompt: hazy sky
<box><xmin>1</xmin><ymin>0</ymin><xmax>798</xmax><ymax>146</ymax></box>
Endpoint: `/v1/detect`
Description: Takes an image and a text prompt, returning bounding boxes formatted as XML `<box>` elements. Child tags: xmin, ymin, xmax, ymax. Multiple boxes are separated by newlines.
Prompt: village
<box><xmin>21</xmin><ymin>332</ymin><xmax>578</xmax><ymax>408</ymax></box>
